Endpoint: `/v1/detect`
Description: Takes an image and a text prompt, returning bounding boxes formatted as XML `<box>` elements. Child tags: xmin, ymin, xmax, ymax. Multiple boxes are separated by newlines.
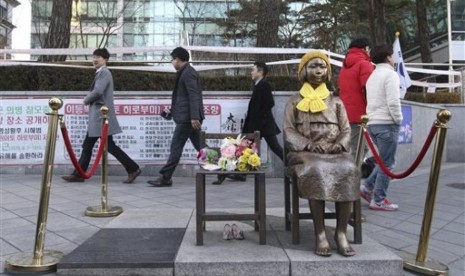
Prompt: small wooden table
<box><xmin>195</xmin><ymin>170</ymin><xmax>266</xmax><ymax>245</ymax></box>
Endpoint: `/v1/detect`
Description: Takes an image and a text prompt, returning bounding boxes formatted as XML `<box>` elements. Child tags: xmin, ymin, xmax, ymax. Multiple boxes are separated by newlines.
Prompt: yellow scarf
<box><xmin>296</xmin><ymin>82</ymin><xmax>330</xmax><ymax>113</ymax></box>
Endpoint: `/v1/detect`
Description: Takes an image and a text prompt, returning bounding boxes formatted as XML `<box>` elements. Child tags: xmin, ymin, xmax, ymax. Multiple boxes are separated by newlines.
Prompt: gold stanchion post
<box><xmin>5</xmin><ymin>98</ymin><xmax>65</xmax><ymax>274</ymax></box>
<box><xmin>401</xmin><ymin>109</ymin><xmax>451</xmax><ymax>275</ymax></box>
<box><xmin>352</xmin><ymin>115</ymin><xmax>369</xmax><ymax>225</ymax></box>
<box><xmin>355</xmin><ymin>115</ymin><xmax>369</xmax><ymax>168</ymax></box>
<box><xmin>85</xmin><ymin>106</ymin><xmax>123</xmax><ymax>217</ymax></box>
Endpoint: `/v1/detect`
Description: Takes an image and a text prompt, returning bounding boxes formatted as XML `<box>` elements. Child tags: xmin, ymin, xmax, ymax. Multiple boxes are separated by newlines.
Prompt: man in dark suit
<box><xmin>242</xmin><ymin>61</ymin><xmax>283</xmax><ymax>161</ymax></box>
<box><xmin>148</xmin><ymin>47</ymin><xmax>205</xmax><ymax>187</ymax></box>
<box><xmin>62</xmin><ymin>48</ymin><xmax>141</xmax><ymax>184</ymax></box>
<box><xmin>218</xmin><ymin>61</ymin><xmax>283</xmax><ymax>184</ymax></box>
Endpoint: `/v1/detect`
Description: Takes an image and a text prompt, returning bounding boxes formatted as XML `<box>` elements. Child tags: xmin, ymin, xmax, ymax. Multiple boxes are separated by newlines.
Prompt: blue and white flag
<box><xmin>393</xmin><ymin>36</ymin><xmax>411</xmax><ymax>99</ymax></box>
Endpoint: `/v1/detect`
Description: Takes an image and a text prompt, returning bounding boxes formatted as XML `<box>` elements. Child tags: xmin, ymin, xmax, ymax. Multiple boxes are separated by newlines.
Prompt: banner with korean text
<box><xmin>0</xmin><ymin>97</ymin><xmax>266</xmax><ymax>165</ymax></box>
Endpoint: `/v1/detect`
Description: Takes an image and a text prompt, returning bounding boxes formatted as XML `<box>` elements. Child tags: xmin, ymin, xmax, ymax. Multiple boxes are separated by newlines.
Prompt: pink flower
<box><xmin>220</xmin><ymin>145</ymin><xmax>236</xmax><ymax>158</ymax></box>
<box><xmin>250</xmin><ymin>142</ymin><xmax>258</xmax><ymax>153</ymax></box>
<box><xmin>197</xmin><ymin>148</ymin><xmax>208</xmax><ymax>161</ymax></box>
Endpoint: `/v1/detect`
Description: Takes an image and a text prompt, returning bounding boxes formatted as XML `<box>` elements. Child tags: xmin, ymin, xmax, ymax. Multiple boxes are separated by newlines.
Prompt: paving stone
<box><xmin>58</xmin><ymin>228</ymin><xmax>184</xmax><ymax>275</ymax></box>
<box><xmin>1</xmin><ymin>164</ymin><xmax>464</xmax><ymax>275</ymax></box>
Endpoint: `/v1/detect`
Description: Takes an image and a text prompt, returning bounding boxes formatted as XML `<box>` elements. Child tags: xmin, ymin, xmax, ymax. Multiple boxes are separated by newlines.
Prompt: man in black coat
<box><xmin>218</xmin><ymin>62</ymin><xmax>283</xmax><ymax>184</ymax></box>
<box><xmin>243</xmin><ymin>61</ymin><xmax>284</xmax><ymax>161</ymax></box>
<box><xmin>148</xmin><ymin>47</ymin><xmax>205</xmax><ymax>187</ymax></box>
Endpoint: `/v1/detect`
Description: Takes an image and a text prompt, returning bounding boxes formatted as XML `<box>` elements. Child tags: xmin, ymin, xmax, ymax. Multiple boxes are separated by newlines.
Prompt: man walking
<box><xmin>360</xmin><ymin>45</ymin><xmax>403</xmax><ymax>211</ymax></box>
<box><xmin>62</xmin><ymin>48</ymin><xmax>141</xmax><ymax>184</ymax></box>
<box><xmin>148</xmin><ymin>47</ymin><xmax>204</xmax><ymax>187</ymax></box>
<box><xmin>219</xmin><ymin>61</ymin><xmax>283</xmax><ymax>184</ymax></box>
<box><xmin>243</xmin><ymin>61</ymin><xmax>283</xmax><ymax>161</ymax></box>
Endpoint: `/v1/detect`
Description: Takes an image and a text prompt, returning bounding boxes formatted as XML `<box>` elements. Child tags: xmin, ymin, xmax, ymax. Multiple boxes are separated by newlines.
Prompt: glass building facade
<box><xmin>28</xmin><ymin>0</ymin><xmax>464</xmax><ymax>62</ymax></box>
<box><xmin>31</xmin><ymin>0</ymin><xmax>245</xmax><ymax>61</ymax></box>
<box><xmin>0</xmin><ymin>0</ymin><xmax>20</xmax><ymax>59</ymax></box>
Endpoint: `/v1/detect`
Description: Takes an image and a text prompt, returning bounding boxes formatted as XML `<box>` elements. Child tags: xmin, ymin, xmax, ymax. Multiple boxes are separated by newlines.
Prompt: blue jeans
<box><xmin>365</xmin><ymin>124</ymin><xmax>400</xmax><ymax>202</ymax></box>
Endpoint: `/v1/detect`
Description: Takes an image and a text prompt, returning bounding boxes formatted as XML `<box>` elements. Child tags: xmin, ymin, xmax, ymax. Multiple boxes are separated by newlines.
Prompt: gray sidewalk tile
<box><xmin>443</xmin><ymin>221</ymin><xmax>465</xmax><ymax>234</ymax></box>
<box><xmin>54</xmin><ymin>225</ymin><xmax>101</xmax><ymax>245</ymax></box>
<box><xmin>1</xmin><ymin>163</ymin><xmax>464</xmax><ymax>275</ymax></box>
<box><xmin>428</xmin><ymin>239</ymin><xmax>465</xmax><ymax>257</ymax></box>
<box><xmin>448</xmin><ymin>258</ymin><xmax>465</xmax><ymax>275</ymax></box>
<box><xmin>402</xmin><ymin>244</ymin><xmax>461</xmax><ymax>266</ymax></box>
<box><xmin>431</xmin><ymin>229</ymin><xmax>465</xmax><ymax>245</ymax></box>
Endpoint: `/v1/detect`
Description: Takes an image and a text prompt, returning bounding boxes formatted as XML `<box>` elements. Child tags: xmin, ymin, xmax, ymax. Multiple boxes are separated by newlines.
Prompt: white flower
<box><xmin>224</xmin><ymin>159</ymin><xmax>237</xmax><ymax>171</ymax></box>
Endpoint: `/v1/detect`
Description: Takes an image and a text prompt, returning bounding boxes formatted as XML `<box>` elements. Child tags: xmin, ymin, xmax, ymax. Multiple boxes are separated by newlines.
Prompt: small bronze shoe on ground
<box><xmin>231</xmin><ymin>224</ymin><xmax>244</xmax><ymax>240</ymax></box>
<box><xmin>223</xmin><ymin>224</ymin><xmax>234</xmax><ymax>240</ymax></box>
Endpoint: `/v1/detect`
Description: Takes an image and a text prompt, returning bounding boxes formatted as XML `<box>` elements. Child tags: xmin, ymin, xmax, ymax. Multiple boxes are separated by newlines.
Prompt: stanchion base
<box><xmin>5</xmin><ymin>250</ymin><xmax>64</xmax><ymax>274</ymax></box>
<box><xmin>85</xmin><ymin>205</ymin><xmax>123</xmax><ymax>217</ymax></box>
<box><xmin>400</xmin><ymin>251</ymin><xmax>449</xmax><ymax>276</ymax></box>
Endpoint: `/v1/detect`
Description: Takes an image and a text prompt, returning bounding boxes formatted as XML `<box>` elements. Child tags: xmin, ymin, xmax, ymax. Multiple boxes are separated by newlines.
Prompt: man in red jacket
<box><xmin>338</xmin><ymin>38</ymin><xmax>374</xmax><ymax>159</ymax></box>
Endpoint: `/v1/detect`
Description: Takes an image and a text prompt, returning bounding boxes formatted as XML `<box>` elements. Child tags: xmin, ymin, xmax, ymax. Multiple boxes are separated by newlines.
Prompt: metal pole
<box><xmin>447</xmin><ymin>0</ymin><xmax>455</xmax><ymax>92</ymax></box>
<box><xmin>85</xmin><ymin>106</ymin><xmax>123</xmax><ymax>217</ymax></box>
<box><xmin>352</xmin><ymin>114</ymin><xmax>370</xmax><ymax>228</ymax></box>
<box><xmin>355</xmin><ymin>115</ymin><xmax>369</xmax><ymax>168</ymax></box>
<box><xmin>5</xmin><ymin>98</ymin><xmax>64</xmax><ymax>274</ymax></box>
<box><xmin>401</xmin><ymin>109</ymin><xmax>451</xmax><ymax>276</ymax></box>
<box><xmin>461</xmin><ymin>69</ymin><xmax>464</xmax><ymax>104</ymax></box>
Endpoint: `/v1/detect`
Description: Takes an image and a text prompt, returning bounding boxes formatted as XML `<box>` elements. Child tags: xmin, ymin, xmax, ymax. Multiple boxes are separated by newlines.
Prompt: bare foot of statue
<box><xmin>334</xmin><ymin>232</ymin><xmax>356</xmax><ymax>257</ymax></box>
<box><xmin>314</xmin><ymin>233</ymin><xmax>332</xmax><ymax>257</ymax></box>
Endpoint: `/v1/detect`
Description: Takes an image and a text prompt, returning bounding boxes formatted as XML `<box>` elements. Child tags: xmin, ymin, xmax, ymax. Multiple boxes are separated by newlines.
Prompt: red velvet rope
<box><xmin>363</xmin><ymin>124</ymin><xmax>438</xmax><ymax>179</ymax></box>
<box><xmin>61</xmin><ymin>123</ymin><xmax>109</xmax><ymax>179</ymax></box>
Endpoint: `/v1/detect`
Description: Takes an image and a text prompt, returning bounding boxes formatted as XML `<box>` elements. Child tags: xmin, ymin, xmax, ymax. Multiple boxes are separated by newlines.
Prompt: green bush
<box><xmin>0</xmin><ymin>66</ymin><xmax>301</xmax><ymax>91</ymax></box>
<box><xmin>404</xmin><ymin>91</ymin><xmax>461</xmax><ymax>104</ymax></box>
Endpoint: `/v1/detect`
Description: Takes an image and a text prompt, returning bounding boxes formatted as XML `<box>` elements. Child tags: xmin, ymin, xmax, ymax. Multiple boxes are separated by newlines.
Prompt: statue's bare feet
<box><xmin>315</xmin><ymin>235</ymin><xmax>332</xmax><ymax>257</ymax></box>
<box><xmin>334</xmin><ymin>233</ymin><xmax>356</xmax><ymax>257</ymax></box>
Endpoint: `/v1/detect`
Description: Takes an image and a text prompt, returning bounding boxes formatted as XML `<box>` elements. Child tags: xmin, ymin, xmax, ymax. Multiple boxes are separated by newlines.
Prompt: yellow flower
<box><xmin>242</xmin><ymin>148</ymin><xmax>253</xmax><ymax>157</ymax></box>
<box><xmin>238</xmin><ymin>155</ymin><xmax>248</xmax><ymax>164</ymax></box>
<box><xmin>237</xmin><ymin>162</ymin><xmax>249</xmax><ymax>171</ymax></box>
<box><xmin>248</xmin><ymin>153</ymin><xmax>261</xmax><ymax>168</ymax></box>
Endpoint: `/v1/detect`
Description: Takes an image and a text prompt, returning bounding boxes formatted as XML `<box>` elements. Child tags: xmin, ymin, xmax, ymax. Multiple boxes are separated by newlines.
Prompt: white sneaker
<box><xmin>369</xmin><ymin>198</ymin><xmax>399</xmax><ymax>211</ymax></box>
<box><xmin>359</xmin><ymin>185</ymin><xmax>373</xmax><ymax>203</ymax></box>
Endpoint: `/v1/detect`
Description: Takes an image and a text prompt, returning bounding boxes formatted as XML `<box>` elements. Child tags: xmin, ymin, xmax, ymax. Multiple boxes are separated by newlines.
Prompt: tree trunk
<box><xmin>366</xmin><ymin>0</ymin><xmax>387</xmax><ymax>45</ymax></box>
<box><xmin>416</xmin><ymin>0</ymin><xmax>433</xmax><ymax>63</ymax></box>
<box><xmin>256</xmin><ymin>0</ymin><xmax>281</xmax><ymax>62</ymax></box>
<box><xmin>39</xmin><ymin>0</ymin><xmax>73</xmax><ymax>62</ymax></box>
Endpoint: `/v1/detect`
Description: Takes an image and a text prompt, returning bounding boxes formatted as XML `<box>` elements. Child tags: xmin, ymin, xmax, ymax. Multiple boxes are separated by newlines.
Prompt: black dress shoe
<box><xmin>147</xmin><ymin>177</ymin><xmax>172</xmax><ymax>187</ymax></box>
<box><xmin>212</xmin><ymin>175</ymin><xmax>226</xmax><ymax>185</ymax></box>
<box><xmin>62</xmin><ymin>175</ymin><xmax>85</xmax><ymax>182</ymax></box>
<box><xmin>123</xmin><ymin>169</ymin><xmax>141</xmax><ymax>184</ymax></box>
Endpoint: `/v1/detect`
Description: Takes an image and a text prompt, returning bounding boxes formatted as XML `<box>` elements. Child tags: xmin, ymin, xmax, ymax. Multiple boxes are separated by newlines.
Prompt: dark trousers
<box><xmin>264</xmin><ymin>135</ymin><xmax>284</xmax><ymax>161</ymax></box>
<box><xmin>72</xmin><ymin>134</ymin><xmax>139</xmax><ymax>176</ymax></box>
<box><xmin>159</xmin><ymin>123</ymin><xmax>201</xmax><ymax>180</ymax></box>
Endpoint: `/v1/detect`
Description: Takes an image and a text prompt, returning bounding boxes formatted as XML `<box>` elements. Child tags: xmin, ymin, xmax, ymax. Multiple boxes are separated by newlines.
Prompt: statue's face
<box><xmin>304</xmin><ymin>58</ymin><xmax>328</xmax><ymax>86</ymax></box>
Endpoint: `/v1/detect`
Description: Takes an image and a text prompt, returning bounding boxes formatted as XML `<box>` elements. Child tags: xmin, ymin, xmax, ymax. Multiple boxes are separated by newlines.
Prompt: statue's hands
<box><xmin>308</xmin><ymin>143</ymin><xmax>325</xmax><ymax>153</ymax></box>
<box><xmin>329</xmin><ymin>143</ymin><xmax>343</xmax><ymax>154</ymax></box>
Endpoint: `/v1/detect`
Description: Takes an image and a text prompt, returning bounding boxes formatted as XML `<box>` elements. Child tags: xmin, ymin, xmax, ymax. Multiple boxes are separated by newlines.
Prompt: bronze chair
<box><xmin>196</xmin><ymin>131</ymin><xmax>267</xmax><ymax>245</ymax></box>
<box><xmin>283</xmin><ymin>145</ymin><xmax>363</xmax><ymax>245</ymax></box>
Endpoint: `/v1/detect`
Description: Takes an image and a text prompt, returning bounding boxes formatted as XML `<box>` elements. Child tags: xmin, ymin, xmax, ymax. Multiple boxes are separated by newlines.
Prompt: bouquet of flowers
<box><xmin>197</xmin><ymin>134</ymin><xmax>261</xmax><ymax>171</ymax></box>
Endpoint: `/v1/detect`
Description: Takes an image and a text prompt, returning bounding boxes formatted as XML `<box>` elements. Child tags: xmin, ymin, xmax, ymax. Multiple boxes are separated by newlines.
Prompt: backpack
<box><xmin>361</xmin><ymin>157</ymin><xmax>376</xmax><ymax>178</ymax></box>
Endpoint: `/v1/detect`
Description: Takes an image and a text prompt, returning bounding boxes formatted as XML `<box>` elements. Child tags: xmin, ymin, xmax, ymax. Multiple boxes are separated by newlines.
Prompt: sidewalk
<box><xmin>1</xmin><ymin>163</ymin><xmax>464</xmax><ymax>275</ymax></box>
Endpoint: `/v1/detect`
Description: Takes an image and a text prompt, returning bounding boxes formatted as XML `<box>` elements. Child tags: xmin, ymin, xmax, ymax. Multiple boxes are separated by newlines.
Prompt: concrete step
<box><xmin>56</xmin><ymin>208</ymin><xmax>403</xmax><ymax>276</ymax></box>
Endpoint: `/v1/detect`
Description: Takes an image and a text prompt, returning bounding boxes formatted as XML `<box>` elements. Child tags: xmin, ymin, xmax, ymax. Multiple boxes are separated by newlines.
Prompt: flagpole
<box><xmin>393</xmin><ymin>32</ymin><xmax>411</xmax><ymax>99</ymax></box>
<box><xmin>447</xmin><ymin>0</ymin><xmax>455</xmax><ymax>92</ymax></box>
